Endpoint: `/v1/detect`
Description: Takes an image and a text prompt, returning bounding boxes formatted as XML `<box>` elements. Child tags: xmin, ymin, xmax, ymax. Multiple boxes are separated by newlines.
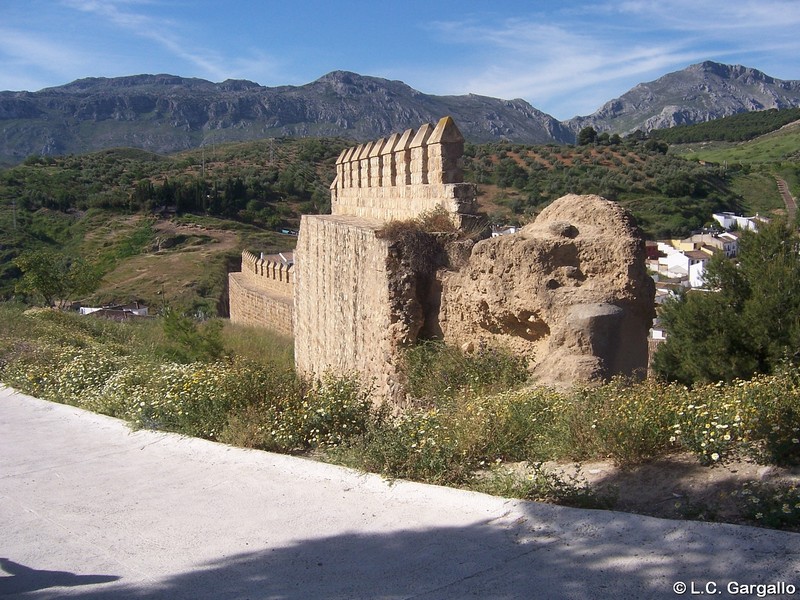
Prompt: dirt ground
<box><xmin>96</xmin><ymin>220</ymin><xmax>241</xmax><ymax>307</ymax></box>
<box><xmin>543</xmin><ymin>453</ymin><xmax>800</xmax><ymax>526</ymax></box>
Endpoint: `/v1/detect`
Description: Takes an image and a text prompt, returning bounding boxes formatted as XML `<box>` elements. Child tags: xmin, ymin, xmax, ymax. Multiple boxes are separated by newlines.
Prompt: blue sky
<box><xmin>1</xmin><ymin>0</ymin><xmax>800</xmax><ymax>120</ymax></box>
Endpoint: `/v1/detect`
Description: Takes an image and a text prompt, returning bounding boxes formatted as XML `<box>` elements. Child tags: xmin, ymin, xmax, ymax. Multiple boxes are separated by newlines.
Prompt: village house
<box><xmin>712</xmin><ymin>211</ymin><xmax>769</xmax><ymax>232</ymax></box>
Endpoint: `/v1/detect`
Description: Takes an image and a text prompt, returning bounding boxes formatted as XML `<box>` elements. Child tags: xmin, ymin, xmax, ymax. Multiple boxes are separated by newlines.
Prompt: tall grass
<box><xmin>222</xmin><ymin>321</ymin><xmax>294</xmax><ymax>370</ymax></box>
<box><xmin>402</xmin><ymin>340</ymin><xmax>529</xmax><ymax>402</ymax></box>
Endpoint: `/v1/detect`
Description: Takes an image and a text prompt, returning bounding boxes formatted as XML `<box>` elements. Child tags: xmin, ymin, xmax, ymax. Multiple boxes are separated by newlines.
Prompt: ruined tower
<box><xmin>293</xmin><ymin>117</ymin><xmax>477</xmax><ymax>403</ymax></box>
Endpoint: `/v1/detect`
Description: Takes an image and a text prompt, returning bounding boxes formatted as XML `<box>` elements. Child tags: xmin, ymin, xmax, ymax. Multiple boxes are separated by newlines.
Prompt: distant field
<box><xmin>679</xmin><ymin>122</ymin><xmax>800</xmax><ymax>165</ymax></box>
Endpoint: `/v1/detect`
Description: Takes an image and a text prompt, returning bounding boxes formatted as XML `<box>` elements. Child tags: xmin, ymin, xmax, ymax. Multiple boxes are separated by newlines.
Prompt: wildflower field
<box><xmin>1</xmin><ymin>303</ymin><xmax>798</xmax><ymax>530</ymax></box>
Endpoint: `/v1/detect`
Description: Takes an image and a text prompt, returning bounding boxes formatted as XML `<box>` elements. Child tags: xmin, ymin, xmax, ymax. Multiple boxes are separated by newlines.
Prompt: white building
<box><xmin>712</xmin><ymin>212</ymin><xmax>768</xmax><ymax>232</ymax></box>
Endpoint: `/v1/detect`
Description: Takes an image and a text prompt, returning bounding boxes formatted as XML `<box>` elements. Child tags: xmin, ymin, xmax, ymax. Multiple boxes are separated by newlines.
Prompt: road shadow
<box><xmin>0</xmin><ymin>558</ymin><xmax>119</xmax><ymax>596</ymax></box>
<box><xmin>7</xmin><ymin>504</ymin><xmax>796</xmax><ymax>600</ymax></box>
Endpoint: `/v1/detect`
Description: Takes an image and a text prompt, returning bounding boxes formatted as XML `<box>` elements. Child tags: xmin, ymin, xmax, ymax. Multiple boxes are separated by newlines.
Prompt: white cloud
<box><xmin>62</xmin><ymin>0</ymin><xmax>222</xmax><ymax>77</ymax></box>
<box><xmin>421</xmin><ymin>1</ymin><xmax>800</xmax><ymax>118</ymax></box>
<box><xmin>423</xmin><ymin>17</ymin><xmax>700</xmax><ymax>116</ymax></box>
<box><xmin>0</xmin><ymin>27</ymin><xmax>93</xmax><ymax>90</ymax></box>
<box><xmin>60</xmin><ymin>0</ymin><xmax>282</xmax><ymax>82</ymax></box>
<box><xmin>615</xmin><ymin>0</ymin><xmax>800</xmax><ymax>30</ymax></box>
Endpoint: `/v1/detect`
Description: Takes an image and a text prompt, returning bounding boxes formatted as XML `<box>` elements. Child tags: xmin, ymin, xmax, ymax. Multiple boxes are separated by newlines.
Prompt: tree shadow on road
<box><xmin>10</xmin><ymin>502</ymin><xmax>796</xmax><ymax>600</ymax></box>
<box><xmin>0</xmin><ymin>558</ymin><xmax>119</xmax><ymax>596</ymax></box>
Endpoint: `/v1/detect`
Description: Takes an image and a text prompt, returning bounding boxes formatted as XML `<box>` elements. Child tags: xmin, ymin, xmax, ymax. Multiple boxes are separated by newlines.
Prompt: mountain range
<box><xmin>1</xmin><ymin>61</ymin><xmax>799</xmax><ymax>166</ymax></box>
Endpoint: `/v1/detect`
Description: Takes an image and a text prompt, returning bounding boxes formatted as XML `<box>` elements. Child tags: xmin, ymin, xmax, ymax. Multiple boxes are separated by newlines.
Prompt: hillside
<box><xmin>2</xmin><ymin>62</ymin><xmax>800</xmax><ymax>166</ymax></box>
<box><xmin>679</xmin><ymin>120</ymin><xmax>800</xmax><ymax>165</ymax></box>
<box><xmin>460</xmin><ymin>141</ymin><xmax>780</xmax><ymax>238</ymax></box>
<box><xmin>2</xmin><ymin>125</ymin><xmax>794</xmax><ymax>314</ymax></box>
<box><xmin>661</xmin><ymin>112</ymin><xmax>800</xmax><ymax>214</ymax></box>
<box><xmin>651</xmin><ymin>108</ymin><xmax>800</xmax><ymax>144</ymax></box>
<box><xmin>0</xmin><ymin>137</ymin><xmax>347</xmax><ymax>312</ymax></box>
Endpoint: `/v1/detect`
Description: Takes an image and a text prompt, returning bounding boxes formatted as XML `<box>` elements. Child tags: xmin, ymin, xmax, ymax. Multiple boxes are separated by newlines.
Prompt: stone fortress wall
<box><xmin>294</xmin><ymin>116</ymin><xmax>476</xmax><ymax>403</ymax></box>
<box><xmin>331</xmin><ymin>118</ymin><xmax>477</xmax><ymax>222</ymax></box>
<box><xmin>231</xmin><ymin>116</ymin><xmax>654</xmax><ymax>404</ymax></box>
<box><xmin>228</xmin><ymin>250</ymin><xmax>293</xmax><ymax>336</ymax></box>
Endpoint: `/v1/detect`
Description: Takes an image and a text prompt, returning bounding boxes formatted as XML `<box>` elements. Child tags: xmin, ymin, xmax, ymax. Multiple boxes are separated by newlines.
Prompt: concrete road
<box><xmin>1</xmin><ymin>385</ymin><xmax>798</xmax><ymax>599</ymax></box>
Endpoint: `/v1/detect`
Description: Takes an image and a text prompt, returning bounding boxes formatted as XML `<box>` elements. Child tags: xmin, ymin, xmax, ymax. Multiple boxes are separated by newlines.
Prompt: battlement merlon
<box><xmin>239</xmin><ymin>250</ymin><xmax>294</xmax><ymax>288</ymax></box>
<box><xmin>330</xmin><ymin>116</ymin><xmax>476</xmax><ymax>222</ymax></box>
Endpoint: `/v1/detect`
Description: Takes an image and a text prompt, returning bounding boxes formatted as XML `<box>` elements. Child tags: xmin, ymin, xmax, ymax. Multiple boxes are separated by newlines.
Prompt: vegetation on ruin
<box><xmin>2</xmin><ymin>304</ymin><xmax>799</xmax><ymax>530</ymax></box>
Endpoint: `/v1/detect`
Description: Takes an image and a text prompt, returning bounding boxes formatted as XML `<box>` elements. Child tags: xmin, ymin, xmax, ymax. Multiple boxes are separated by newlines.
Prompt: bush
<box><xmin>337</xmin><ymin>407</ymin><xmax>477</xmax><ymax>485</ymax></box>
<box><xmin>474</xmin><ymin>388</ymin><xmax>565</xmax><ymax>463</ymax></box>
<box><xmin>161</xmin><ymin>309</ymin><xmax>226</xmax><ymax>362</ymax></box>
<box><xmin>565</xmin><ymin>379</ymin><xmax>681</xmax><ymax>466</ymax></box>
<box><xmin>227</xmin><ymin>373</ymin><xmax>373</xmax><ymax>452</ymax></box>
<box><xmin>668</xmin><ymin>373</ymin><xmax>800</xmax><ymax>466</ymax></box>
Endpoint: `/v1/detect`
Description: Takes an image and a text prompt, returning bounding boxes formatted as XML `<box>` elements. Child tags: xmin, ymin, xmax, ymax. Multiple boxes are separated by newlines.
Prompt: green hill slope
<box><xmin>1</xmin><ymin>132</ymin><xmax>794</xmax><ymax>313</ymax></box>
<box><xmin>680</xmin><ymin>121</ymin><xmax>800</xmax><ymax>164</ymax></box>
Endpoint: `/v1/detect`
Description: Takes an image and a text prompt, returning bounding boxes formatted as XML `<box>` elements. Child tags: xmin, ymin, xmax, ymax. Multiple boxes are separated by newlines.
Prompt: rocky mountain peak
<box><xmin>567</xmin><ymin>61</ymin><xmax>800</xmax><ymax>135</ymax></box>
<box><xmin>2</xmin><ymin>62</ymin><xmax>800</xmax><ymax>166</ymax></box>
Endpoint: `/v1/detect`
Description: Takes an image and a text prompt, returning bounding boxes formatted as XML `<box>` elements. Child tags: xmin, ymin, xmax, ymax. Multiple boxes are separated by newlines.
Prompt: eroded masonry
<box><xmin>294</xmin><ymin>117</ymin><xmax>479</xmax><ymax>404</ymax></box>
<box><xmin>231</xmin><ymin>117</ymin><xmax>655</xmax><ymax>404</ymax></box>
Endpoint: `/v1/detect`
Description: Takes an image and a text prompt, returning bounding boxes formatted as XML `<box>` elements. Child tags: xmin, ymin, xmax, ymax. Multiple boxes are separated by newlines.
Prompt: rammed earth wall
<box><xmin>293</xmin><ymin>216</ymin><xmax>401</xmax><ymax>398</ymax></box>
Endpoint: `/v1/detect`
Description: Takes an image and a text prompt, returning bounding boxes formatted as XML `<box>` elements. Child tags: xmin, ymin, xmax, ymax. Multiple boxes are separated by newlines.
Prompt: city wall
<box><xmin>293</xmin><ymin>215</ymin><xmax>402</xmax><ymax>398</ymax></box>
<box><xmin>295</xmin><ymin>117</ymin><xmax>476</xmax><ymax>403</ymax></box>
<box><xmin>228</xmin><ymin>250</ymin><xmax>293</xmax><ymax>337</ymax></box>
<box><xmin>331</xmin><ymin>117</ymin><xmax>477</xmax><ymax>222</ymax></box>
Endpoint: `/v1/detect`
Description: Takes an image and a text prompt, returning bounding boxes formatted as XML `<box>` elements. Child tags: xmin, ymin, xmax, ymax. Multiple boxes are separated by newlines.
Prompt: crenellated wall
<box><xmin>295</xmin><ymin>117</ymin><xmax>479</xmax><ymax>403</ymax></box>
<box><xmin>330</xmin><ymin>116</ymin><xmax>477</xmax><ymax>222</ymax></box>
<box><xmin>237</xmin><ymin>250</ymin><xmax>294</xmax><ymax>297</ymax></box>
<box><xmin>228</xmin><ymin>250</ymin><xmax>294</xmax><ymax>336</ymax></box>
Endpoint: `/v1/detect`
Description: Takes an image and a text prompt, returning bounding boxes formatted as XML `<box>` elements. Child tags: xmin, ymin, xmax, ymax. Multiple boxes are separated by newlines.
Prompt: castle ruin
<box><xmin>230</xmin><ymin>117</ymin><xmax>655</xmax><ymax>403</ymax></box>
<box><xmin>294</xmin><ymin>117</ymin><xmax>478</xmax><ymax>403</ymax></box>
<box><xmin>228</xmin><ymin>251</ymin><xmax>293</xmax><ymax>337</ymax></box>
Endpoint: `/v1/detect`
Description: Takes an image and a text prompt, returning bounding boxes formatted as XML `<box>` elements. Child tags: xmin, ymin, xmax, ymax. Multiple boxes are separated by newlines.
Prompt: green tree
<box><xmin>13</xmin><ymin>249</ymin><xmax>101</xmax><ymax>308</ymax></box>
<box><xmin>654</xmin><ymin>220</ymin><xmax>800</xmax><ymax>384</ymax></box>
<box><xmin>577</xmin><ymin>126</ymin><xmax>598</xmax><ymax>145</ymax></box>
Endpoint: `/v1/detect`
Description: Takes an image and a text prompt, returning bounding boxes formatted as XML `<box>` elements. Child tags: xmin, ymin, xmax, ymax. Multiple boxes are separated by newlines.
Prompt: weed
<box><xmin>562</xmin><ymin>378</ymin><xmax>681</xmax><ymax>466</ymax></box>
<box><xmin>474</xmin><ymin>463</ymin><xmax>616</xmax><ymax>510</ymax></box>
<box><xmin>403</xmin><ymin>340</ymin><xmax>528</xmax><ymax>402</ymax></box>
<box><xmin>731</xmin><ymin>481</ymin><xmax>800</xmax><ymax>530</ymax></box>
<box><xmin>161</xmin><ymin>308</ymin><xmax>226</xmax><ymax>362</ymax></box>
